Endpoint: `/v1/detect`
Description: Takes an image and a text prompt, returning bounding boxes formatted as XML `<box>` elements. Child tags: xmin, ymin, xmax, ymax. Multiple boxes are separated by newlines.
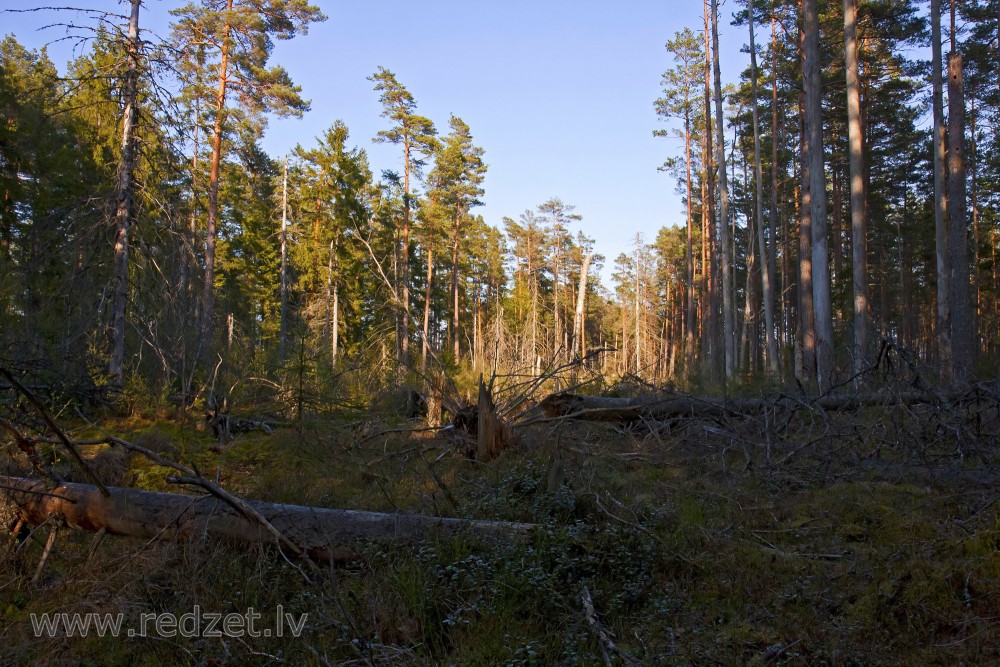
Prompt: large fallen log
<box><xmin>0</xmin><ymin>476</ymin><xmax>535</xmax><ymax>563</ymax></box>
<box><xmin>538</xmin><ymin>390</ymin><xmax>948</xmax><ymax>422</ymax></box>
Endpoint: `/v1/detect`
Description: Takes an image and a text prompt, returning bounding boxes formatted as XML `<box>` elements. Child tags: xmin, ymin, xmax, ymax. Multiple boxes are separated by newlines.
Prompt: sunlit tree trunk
<box><xmin>844</xmin><ymin>0</ymin><xmax>868</xmax><ymax>376</ymax></box>
<box><xmin>201</xmin><ymin>0</ymin><xmax>235</xmax><ymax>361</ymax></box>
<box><xmin>451</xmin><ymin>211</ymin><xmax>461</xmax><ymax>362</ymax></box>
<box><xmin>702</xmin><ymin>0</ymin><xmax>719</xmax><ymax>379</ymax></box>
<box><xmin>421</xmin><ymin>241</ymin><xmax>433</xmax><ymax>372</ymax></box>
<box><xmin>711</xmin><ymin>0</ymin><xmax>735</xmax><ymax>380</ymax></box>
<box><xmin>279</xmin><ymin>157</ymin><xmax>289</xmax><ymax>360</ymax></box>
<box><xmin>572</xmin><ymin>252</ymin><xmax>592</xmax><ymax>359</ymax></box>
<box><xmin>328</xmin><ymin>240</ymin><xmax>338</xmax><ymax>367</ymax></box>
<box><xmin>684</xmin><ymin>104</ymin><xmax>696</xmax><ymax>372</ymax></box>
<box><xmin>948</xmin><ymin>51</ymin><xmax>973</xmax><ymax>382</ymax></box>
<box><xmin>803</xmin><ymin>0</ymin><xmax>833</xmax><ymax>388</ymax></box>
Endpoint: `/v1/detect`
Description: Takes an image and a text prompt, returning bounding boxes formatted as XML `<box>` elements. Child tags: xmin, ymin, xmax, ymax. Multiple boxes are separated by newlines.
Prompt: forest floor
<box><xmin>3</xmin><ymin>394</ymin><xmax>1000</xmax><ymax>665</ymax></box>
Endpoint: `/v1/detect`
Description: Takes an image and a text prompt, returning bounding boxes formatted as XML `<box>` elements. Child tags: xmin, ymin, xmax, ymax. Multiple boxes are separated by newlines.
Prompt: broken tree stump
<box><xmin>0</xmin><ymin>476</ymin><xmax>535</xmax><ymax>563</ymax></box>
<box><xmin>477</xmin><ymin>380</ymin><xmax>518</xmax><ymax>461</ymax></box>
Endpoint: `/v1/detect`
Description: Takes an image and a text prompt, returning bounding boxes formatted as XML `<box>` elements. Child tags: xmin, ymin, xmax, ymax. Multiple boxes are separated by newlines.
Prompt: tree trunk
<box><xmin>803</xmin><ymin>0</ymin><xmax>834</xmax><ymax>388</ymax></box>
<box><xmin>931</xmin><ymin>0</ymin><xmax>951</xmax><ymax>375</ymax></box>
<box><xmin>770</xmin><ymin>2</ymin><xmax>782</xmax><ymax>355</ymax></box>
<box><xmin>684</xmin><ymin>106</ymin><xmax>696</xmax><ymax>372</ymax></box>
<box><xmin>845</xmin><ymin>0</ymin><xmax>869</xmax><ymax>376</ymax></box>
<box><xmin>711</xmin><ymin>0</ymin><xmax>735</xmax><ymax>380</ymax></box>
<box><xmin>328</xmin><ymin>240</ymin><xmax>338</xmax><ymax>367</ymax></box>
<box><xmin>948</xmin><ymin>52</ymin><xmax>973</xmax><ymax>383</ymax></box>
<box><xmin>109</xmin><ymin>0</ymin><xmax>141</xmax><ymax>387</ymax></box>
<box><xmin>572</xmin><ymin>252</ymin><xmax>592</xmax><ymax>358</ymax></box>
<box><xmin>279</xmin><ymin>157</ymin><xmax>289</xmax><ymax>361</ymax></box>
<box><xmin>749</xmin><ymin>4</ymin><xmax>778</xmax><ymax>375</ymax></box>
<box><xmin>1</xmin><ymin>477</ymin><xmax>533</xmax><ymax>563</ymax></box>
<box><xmin>798</xmin><ymin>93</ymin><xmax>816</xmax><ymax>381</ymax></box>
<box><xmin>703</xmin><ymin>0</ymin><xmax>719</xmax><ymax>380</ymax></box>
<box><xmin>451</xmin><ymin>210</ymin><xmax>461</xmax><ymax>362</ymax></box>
<box><xmin>422</xmin><ymin>242</ymin><xmax>433</xmax><ymax>372</ymax></box>
<box><xmin>201</xmin><ymin>1</ymin><xmax>234</xmax><ymax>362</ymax></box>
<box><xmin>400</xmin><ymin>139</ymin><xmax>412</xmax><ymax>366</ymax></box>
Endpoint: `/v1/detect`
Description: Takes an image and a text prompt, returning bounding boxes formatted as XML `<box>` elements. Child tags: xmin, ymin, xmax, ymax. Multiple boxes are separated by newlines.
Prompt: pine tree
<box><xmin>171</xmin><ymin>0</ymin><xmax>324</xmax><ymax>363</ymax></box>
<box><xmin>369</xmin><ymin>67</ymin><xmax>439</xmax><ymax>367</ymax></box>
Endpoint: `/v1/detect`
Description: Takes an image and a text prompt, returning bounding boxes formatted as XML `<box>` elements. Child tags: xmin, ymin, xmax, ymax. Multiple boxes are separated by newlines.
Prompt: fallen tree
<box><xmin>538</xmin><ymin>390</ymin><xmax>951</xmax><ymax>422</ymax></box>
<box><xmin>1</xmin><ymin>476</ymin><xmax>535</xmax><ymax>563</ymax></box>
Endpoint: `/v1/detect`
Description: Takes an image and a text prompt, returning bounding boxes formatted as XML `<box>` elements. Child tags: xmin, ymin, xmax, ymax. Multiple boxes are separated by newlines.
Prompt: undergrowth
<box><xmin>3</xmin><ymin>405</ymin><xmax>1000</xmax><ymax>665</ymax></box>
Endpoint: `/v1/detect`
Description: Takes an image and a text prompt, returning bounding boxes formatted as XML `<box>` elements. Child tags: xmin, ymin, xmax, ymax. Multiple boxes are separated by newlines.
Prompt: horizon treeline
<box><xmin>0</xmin><ymin>0</ymin><xmax>997</xmax><ymax>403</ymax></box>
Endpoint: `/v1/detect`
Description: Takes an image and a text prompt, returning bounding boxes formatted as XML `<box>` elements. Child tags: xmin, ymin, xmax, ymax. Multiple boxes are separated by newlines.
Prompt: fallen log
<box><xmin>0</xmin><ymin>476</ymin><xmax>535</xmax><ymax>563</ymax></box>
<box><xmin>538</xmin><ymin>391</ymin><xmax>949</xmax><ymax>422</ymax></box>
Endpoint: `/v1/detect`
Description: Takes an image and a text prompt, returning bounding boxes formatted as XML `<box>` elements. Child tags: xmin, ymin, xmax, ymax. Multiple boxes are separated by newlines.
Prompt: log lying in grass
<box><xmin>538</xmin><ymin>391</ymin><xmax>946</xmax><ymax>422</ymax></box>
<box><xmin>0</xmin><ymin>476</ymin><xmax>535</xmax><ymax>563</ymax></box>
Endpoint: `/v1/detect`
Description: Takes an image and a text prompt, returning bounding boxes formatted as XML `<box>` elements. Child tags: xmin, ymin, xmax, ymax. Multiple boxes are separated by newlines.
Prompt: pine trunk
<box><xmin>109</xmin><ymin>0</ymin><xmax>142</xmax><ymax>387</ymax></box>
<box><xmin>845</xmin><ymin>0</ymin><xmax>869</xmax><ymax>375</ymax></box>
<box><xmin>711</xmin><ymin>0</ymin><xmax>735</xmax><ymax>380</ymax></box>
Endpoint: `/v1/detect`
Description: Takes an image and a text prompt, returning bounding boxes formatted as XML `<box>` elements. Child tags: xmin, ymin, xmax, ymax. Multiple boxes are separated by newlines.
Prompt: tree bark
<box><xmin>109</xmin><ymin>0</ymin><xmax>141</xmax><ymax>387</ymax></box>
<box><xmin>749</xmin><ymin>3</ymin><xmax>778</xmax><ymax>374</ymax></box>
<box><xmin>400</xmin><ymin>139</ymin><xmax>412</xmax><ymax>366</ymax></box>
<box><xmin>703</xmin><ymin>0</ymin><xmax>719</xmax><ymax>380</ymax></box>
<box><xmin>798</xmin><ymin>93</ymin><xmax>816</xmax><ymax>381</ymax></box>
<box><xmin>770</xmin><ymin>1</ymin><xmax>783</xmax><ymax>354</ymax></box>
<box><xmin>948</xmin><ymin>52</ymin><xmax>973</xmax><ymax>383</ymax></box>
<box><xmin>803</xmin><ymin>0</ymin><xmax>834</xmax><ymax>388</ymax></box>
<box><xmin>684</xmin><ymin>104</ymin><xmax>696</xmax><ymax>372</ymax></box>
<box><xmin>1</xmin><ymin>477</ymin><xmax>533</xmax><ymax>563</ymax></box>
<box><xmin>931</xmin><ymin>0</ymin><xmax>951</xmax><ymax>376</ymax></box>
<box><xmin>201</xmin><ymin>0</ymin><xmax>234</xmax><ymax>362</ymax></box>
<box><xmin>572</xmin><ymin>252</ymin><xmax>592</xmax><ymax>358</ymax></box>
<box><xmin>422</xmin><ymin>241</ymin><xmax>434</xmax><ymax>372</ymax></box>
<box><xmin>845</xmin><ymin>0</ymin><xmax>869</xmax><ymax>376</ymax></box>
<box><xmin>711</xmin><ymin>0</ymin><xmax>735</xmax><ymax>380</ymax></box>
<box><xmin>279</xmin><ymin>157</ymin><xmax>289</xmax><ymax>360</ymax></box>
<box><xmin>451</xmin><ymin>210</ymin><xmax>461</xmax><ymax>362</ymax></box>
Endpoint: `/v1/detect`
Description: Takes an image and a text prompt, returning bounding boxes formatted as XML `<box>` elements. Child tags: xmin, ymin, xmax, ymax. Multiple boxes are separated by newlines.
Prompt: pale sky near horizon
<box><xmin>2</xmin><ymin>0</ymin><xmax>750</xmax><ymax>279</ymax></box>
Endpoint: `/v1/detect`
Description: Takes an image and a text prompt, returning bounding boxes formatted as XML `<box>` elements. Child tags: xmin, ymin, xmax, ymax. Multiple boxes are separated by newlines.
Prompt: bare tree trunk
<box><xmin>711</xmin><ymin>0</ymin><xmax>735</xmax><ymax>380</ymax></box>
<box><xmin>970</xmin><ymin>91</ymin><xmax>980</xmax><ymax>349</ymax></box>
<box><xmin>797</xmin><ymin>92</ymin><xmax>816</xmax><ymax>381</ymax></box>
<box><xmin>279</xmin><ymin>157</ymin><xmax>289</xmax><ymax>360</ymax></box>
<box><xmin>703</xmin><ymin>0</ymin><xmax>719</xmax><ymax>380</ymax></box>
<box><xmin>948</xmin><ymin>52</ymin><xmax>973</xmax><ymax>383</ymax></box>
<box><xmin>451</xmin><ymin>211</ymin><xmax>461</xmax><ymax>362</ymax></box>
<box><xmin>572</xmin><ymin>252</ymin><xmax>592</xmax><ymax>358</ymax></box>
<box><xmin>931</xmin><ymin>0</ymin><xmax>951</xmax><ymax>375</ymax></box>
<box><xmin>804</xmin><ymin>0</ymin><xmax>834</xmax><ymax>388</ymax></box>
<box><xmin>845</xmin><ymin>0</ymin><xmax>869</xmax><ymax>376</ymax></box>
<box><xmin>553</xmin><ymin>241</ymin><xmax>562</xmax><ymax>362</ymax></box>
<box><xmin>400</xmin><ymin>140</ymin><xmax>412</xmax><ymax>366</ymax></box>
<box><xmin>422</xmin><ymin>242</ymin><xmax>433</xmax><ymax>372</ymax></box>
<box><xmin>634</xmin><ymin>241</ymin><xmax>641</xmax><ymax>373</ymax></box>
<box><xmin>1</xmin><ymin>477</ymin><xmax>533</xmax><ymax>563</ymax></box>
<box><xmin>749</xmin><ymin>4</ymin><xmax>778</xmax><ymax>375</ymax></box>
<box><xmin>109</xmin><ymin>0</ymin><xmax>141</xmax><ymax>387</ymax></box>
<box><xmin>684</xmin><ymin>106</ymin><xmax>696</xmax><ymax>372</ymax></box>
<box><xmin>328</xmin><ymin>240</ymin><xmax>338</xmax><ymax>367</ymax></box>
<box><xmin>770</xmin><ymin>2</ymin><xmax>783</xmax><ymax>355</ymax></box>
<box><xmin>201</xmin><ymin>0</ymin><xmax>234</xmax><ymax>362</ymax></box>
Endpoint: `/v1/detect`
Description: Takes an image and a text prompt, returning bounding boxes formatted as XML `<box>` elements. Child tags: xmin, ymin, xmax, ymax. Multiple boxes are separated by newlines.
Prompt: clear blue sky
<box><xmin>2</xmin><ymin>0</ymin><xmax>750</xmax><ymax>275</ymax></box>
